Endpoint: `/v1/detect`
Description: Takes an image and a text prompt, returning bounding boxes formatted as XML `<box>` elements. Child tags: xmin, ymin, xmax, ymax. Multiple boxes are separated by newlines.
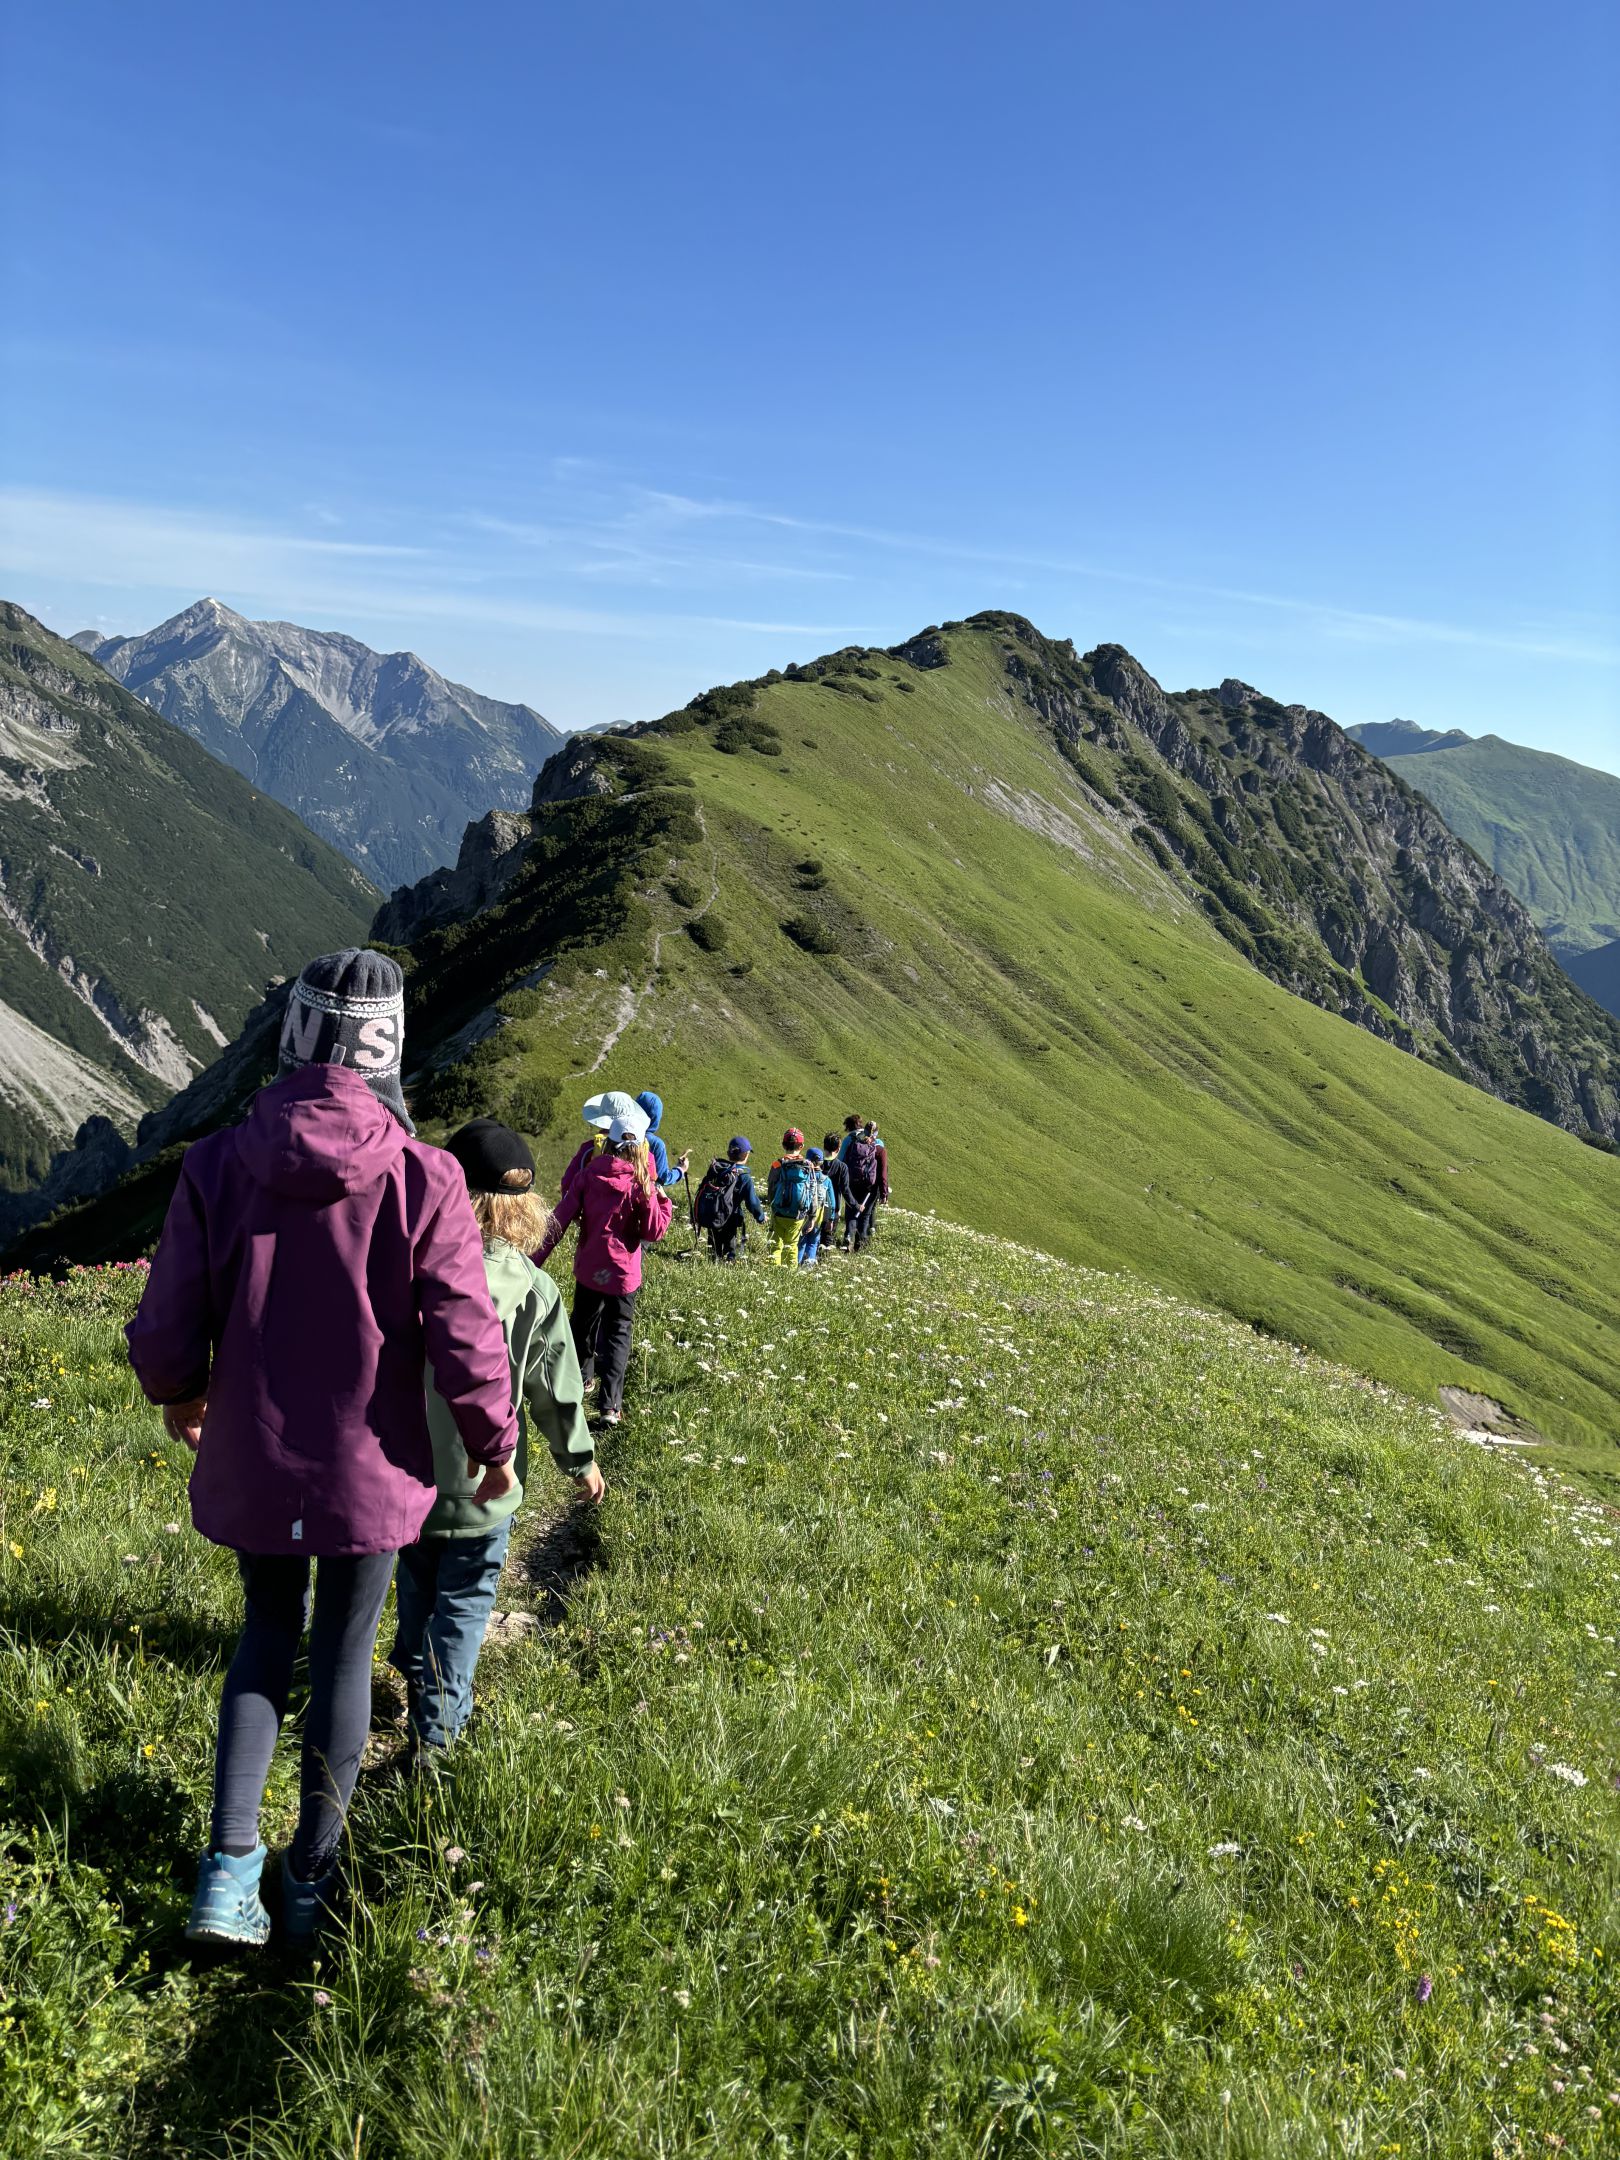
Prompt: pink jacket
<box><xmin>537</xmin><ymin>1148</ymin><xmax>671</xmax><ymax>1294</ymax></box>
<box><xmin>126</xmin><ymin>1066</ymin><xmax>517</xmax><ymax>1558</ymax></box>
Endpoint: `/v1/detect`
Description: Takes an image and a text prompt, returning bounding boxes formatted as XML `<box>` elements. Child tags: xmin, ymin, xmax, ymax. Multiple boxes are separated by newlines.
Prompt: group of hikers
<box><xmin>688</xmin><ymin>1117</ymin><xmax>890</xmax><ymax>1266</ymax></box>
<box><xmin>122</xmin><ymin>948</ymin><xmax>892</xmax><ymax>1950</ymax></box>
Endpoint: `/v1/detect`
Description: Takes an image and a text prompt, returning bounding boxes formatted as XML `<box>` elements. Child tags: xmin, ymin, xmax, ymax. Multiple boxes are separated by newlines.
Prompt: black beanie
<box><xmin>278</xmin><ymin>948</ymin><xmax>413</xmax><ymax>1132</ymax></box>
<box><xmin>445</xmin><ymin>1118</ymin><xmax>535</xmax><ymax>1194</ymax></box>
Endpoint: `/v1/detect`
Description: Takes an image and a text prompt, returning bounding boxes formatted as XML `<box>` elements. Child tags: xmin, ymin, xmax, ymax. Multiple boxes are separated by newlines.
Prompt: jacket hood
<box><xmin>237</xmin><ymin>1066</ymin><xmax>409</xmax><ymax>1203</ymax></box>
<box><xmin>635</xmin><ymin>1090</ymin><xmax>663</xmax><ymax>1132</ymax></box>
<box><xmin>584</xmin><ymin>1149</ymin><xmax>645</xmax><ymax>1194</ymax></box>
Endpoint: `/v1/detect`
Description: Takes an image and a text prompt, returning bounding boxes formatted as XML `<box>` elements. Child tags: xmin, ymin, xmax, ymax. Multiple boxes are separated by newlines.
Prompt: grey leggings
<box><xmin>213</xmin><ymin>1551</ymin><xmax>395</xmax><ymax>1877</ymax></box>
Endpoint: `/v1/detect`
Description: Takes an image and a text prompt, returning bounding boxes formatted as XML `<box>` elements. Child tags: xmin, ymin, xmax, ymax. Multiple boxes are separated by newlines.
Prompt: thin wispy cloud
<box><xmin>3</xmin><ymin>481</ymin><xmax>1613</xmax><ymax>684</ymax></box>
<box><xmin>661</xmin><ymin>494</ymin><xmax>1620</xmax><ymax>669</ymax></box>
<box><xmin>0</xmin><ymin>487</ymin><xmax>861</xmax><ymax>647</ymax></box>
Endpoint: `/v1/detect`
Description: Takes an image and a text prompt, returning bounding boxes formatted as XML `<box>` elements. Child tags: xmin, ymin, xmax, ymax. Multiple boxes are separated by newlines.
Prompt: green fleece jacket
<box><xmin>420</xmin><ymin>1240</ymin><xmax>594</xmax><ymax>1539</ymax></box>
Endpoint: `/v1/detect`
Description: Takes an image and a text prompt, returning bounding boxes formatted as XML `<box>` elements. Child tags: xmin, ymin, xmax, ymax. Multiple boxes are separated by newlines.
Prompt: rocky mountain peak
<box><xmin>77</xmin><ymin>601</ymin><xmax>566</xmax><ymax>888</ymax></box>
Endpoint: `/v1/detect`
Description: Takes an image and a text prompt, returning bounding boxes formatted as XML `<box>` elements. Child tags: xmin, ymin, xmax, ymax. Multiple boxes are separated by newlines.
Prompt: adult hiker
<box><xmin>821</xmin><ymin>1132</ymin><xmax>853</xmax><ymax>1249</ymax></box>
<box><xmin>692</xmin><ymin>1136</ymin><xmax>766</xmax><ymax>1262</ymax></box>
<box><xmin>125</xmin><ymin>949</ymin><xmax>517</xmax><ymax>1948</ymax></box>
<box><xmin>798</xmin><ymin>1147</ymin><xmax>835</xmax><ymax>1267</ymax></box>
<box><xmin>766</xmin><ymin>1128</ymin><xmax>818</xmax><ymax>1266</ymax></box>
<box><xmin>390</xmin><ymin>1119</ymin><xmax>604</xmax><ymax>1773</ymax></box>
<box><xmin>636</xmin><ymin>1090</ymin><xmax>689</xmax><ymax>1191</ymax></box>
<box><xmin>535</xmin><ymin>1099</ymin><xmax>671</xmax><ymax>1425</ymax></box>
<box><xmin>558</xmin><ymin>1089</ymin><xmax>643</xmax><ymax>1211</ymax></box>
<box><xmin>845</xmin><ymin>1118</ymin><xmax>889</xmax><ymax>1253</ymax></box>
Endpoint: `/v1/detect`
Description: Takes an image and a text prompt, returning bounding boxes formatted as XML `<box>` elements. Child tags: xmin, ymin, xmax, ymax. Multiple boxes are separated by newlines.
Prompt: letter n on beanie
<box><xmin>278</xmin><ymin>948</ymin><xmax>413</xmax><ymax>1130</ymax></box>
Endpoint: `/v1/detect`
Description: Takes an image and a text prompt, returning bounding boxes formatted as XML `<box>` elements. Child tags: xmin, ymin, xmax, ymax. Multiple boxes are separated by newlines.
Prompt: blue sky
<box><xmin>2</xmin><ymin>1</ymin><xmax>1616</xmax><ymax>770</ymax></box>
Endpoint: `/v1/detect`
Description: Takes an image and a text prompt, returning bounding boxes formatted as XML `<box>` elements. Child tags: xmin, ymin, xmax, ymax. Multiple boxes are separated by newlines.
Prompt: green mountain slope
<box><xmin>20</xmin><ymin>613</ymin><xmax>1620</xmax><ymax>1489</ymax></box>
<box><xmin>0</xmin><ymin>602</ymin><xmax>377</xmax><ymax>1209</ymax></box>
<box><xmin>5</xmin><ymin>1227</ymin><xmax>1618</xmax><ymax>2152</ymax></box>
<box><xmin>1362</xmin><ymin>731</ymin><xmax>1620</xmax><ymax>962</ymax></box>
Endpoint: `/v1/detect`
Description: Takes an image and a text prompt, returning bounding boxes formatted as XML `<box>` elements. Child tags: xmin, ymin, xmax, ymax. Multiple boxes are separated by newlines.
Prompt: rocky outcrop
<box><xmin>372</xmin><ymin>808</ymin><xmax>531</xmax><ymax>946</ymax></box>
<box><xmin>531</xmin><ymin>735</ymin><xmax>621</xmax><ymax>807</ymax></box>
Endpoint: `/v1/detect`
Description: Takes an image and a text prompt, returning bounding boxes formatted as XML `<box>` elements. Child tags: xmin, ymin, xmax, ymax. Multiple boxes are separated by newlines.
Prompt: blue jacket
<box><xmin>636</xmin><ymin>1092</ymin><xmax>685</xmax><ymax>1188</ymax></box>
<box><xmin>735</xmin><ymin>1166</ymin><xmax>766</xmax><ymax>1223</ymax></box>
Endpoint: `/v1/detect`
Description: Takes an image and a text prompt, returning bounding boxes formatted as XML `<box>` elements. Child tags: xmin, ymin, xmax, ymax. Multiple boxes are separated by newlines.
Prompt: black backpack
<box><xmin>846</xmin><ymin>1134</ymin><xmax>881</xmax><ymax>1194</ymax></box>
<box><xmin>694</xmin><ymin>1159</ymin><xmax>743</xmax><ymax>1230</ymax></box>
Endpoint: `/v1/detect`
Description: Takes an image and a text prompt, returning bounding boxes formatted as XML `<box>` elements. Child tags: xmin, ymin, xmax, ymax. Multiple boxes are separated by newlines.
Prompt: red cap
<box><xmin>783</xmin><ymin>1126</ymin><xmax>804</xmax><ymax>1148</ymax></box>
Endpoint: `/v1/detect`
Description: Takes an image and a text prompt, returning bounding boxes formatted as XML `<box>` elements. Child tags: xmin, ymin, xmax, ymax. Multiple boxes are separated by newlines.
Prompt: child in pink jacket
<box><xmin>535</xmin><ymin>1109</ymin><xmax>671</xmax><ymax>1425</ymax></box>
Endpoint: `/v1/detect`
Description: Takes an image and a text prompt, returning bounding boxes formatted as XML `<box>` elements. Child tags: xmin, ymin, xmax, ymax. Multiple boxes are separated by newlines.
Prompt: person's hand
<box><xmin>677</xmin><ymin>1151</ymin><xmax>690</xmax><ymax>1172</ymax></box>
<box><xmin>162</xmin><ymin>1397</ymin><xmax>207</xmax><ymax>1451</ymax></box>
<box><xmin>576</xmin><ymin>1461</ymin><xmax>607</xmax><ymax>1506</ymax></box>
<box><xmin>467</xmin><ymin>1455</ymin><xmax>520</xmax><ymax>1506</ymax></box>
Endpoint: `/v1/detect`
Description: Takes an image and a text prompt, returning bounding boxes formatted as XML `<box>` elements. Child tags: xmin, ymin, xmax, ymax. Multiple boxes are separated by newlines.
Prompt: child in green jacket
<box><xmin>390</xmin><ymin>1119</ymin><xmax>604</xmax><ymax>1766</ymax></box>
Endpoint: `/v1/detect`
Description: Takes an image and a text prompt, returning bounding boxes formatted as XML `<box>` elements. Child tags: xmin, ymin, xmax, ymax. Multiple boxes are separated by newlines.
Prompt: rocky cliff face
<box><xmin>982</xmin><ymin>612</ymin><xmax>1620</xmax><ymax>1139</ymax></box>
<box><xmin>79</xmin><ymin>599</ymin><xmax>566</xmax><ymax>888</ymax></box>
<box><xmin>372</xmin><ymin>808</ymin><xmax>532</xmax><ymax>945</ymax></box>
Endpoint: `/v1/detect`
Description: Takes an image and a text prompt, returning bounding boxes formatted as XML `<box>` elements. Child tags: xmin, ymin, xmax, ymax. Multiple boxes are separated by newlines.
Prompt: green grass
<box><xmin>379</xmin><ymin>622</ymin><xmax>1620</xmax><ymax>1494</ymax></box>
<box><xmin>3</xmin><ymin>1224</ymin><xmax>1618</xmax><ymax>2155</ymax></box>
<box><xmin>1379</xmin><ymin>737</ymin><xmax>1620</xmax><ymax>959</ymax></box>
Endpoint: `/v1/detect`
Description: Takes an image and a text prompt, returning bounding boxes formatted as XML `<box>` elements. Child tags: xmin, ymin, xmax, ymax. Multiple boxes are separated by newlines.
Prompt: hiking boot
<box><xmin>600</xmin><ymin>1408</ymin><xmax>623</xmax><ymax>1427</ymax></box>
<box><xmin>408</xmin><ymin>1739</ymin><xmax>450</xmax><ymax>1781</ymax></box>
<box><xmin>185</xmin><ymin>1845</ymin><xmax>271</xmax><ymax>1946</ymax></box>
<box><xmin>281</xmin><ymin>1851</ymin><xmax>342</xmax><ymax>1943</ymax></box>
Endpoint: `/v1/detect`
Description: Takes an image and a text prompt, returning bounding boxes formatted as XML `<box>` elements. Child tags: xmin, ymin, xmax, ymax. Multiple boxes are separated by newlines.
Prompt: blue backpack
<box><xmin>772</xmin><ymin>1157</ymin><xmax>816</xmax><ymax>1220</ymax></box>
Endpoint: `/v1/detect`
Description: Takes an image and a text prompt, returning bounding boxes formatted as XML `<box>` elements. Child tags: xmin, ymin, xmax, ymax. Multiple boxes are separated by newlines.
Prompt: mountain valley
<box><xmin>0</xmin><ymin>603</ymin><xmax>377</xmax><ymax>1221</ymax></box>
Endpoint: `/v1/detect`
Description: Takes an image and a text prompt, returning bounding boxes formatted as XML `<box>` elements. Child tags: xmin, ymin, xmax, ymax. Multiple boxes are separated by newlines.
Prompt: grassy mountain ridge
<box><xmin>1361</xmin><ymin>732</ymin><xmax>1620</xmax><ymax>967</ymax></box>
<box><xmin>0</xmin><ymin>603</ymin><xmax>376</xmax><ymax>1208</ymax></box>
<box><xmin>4</xmin><ymin>1222</ymin><xmax>1618</xmax><ymax>2152</ymax></box>
<box><xmin>19</xmin><ymin>613</ymin><xmax>1620</xmax><ymax>1490</ymax></box>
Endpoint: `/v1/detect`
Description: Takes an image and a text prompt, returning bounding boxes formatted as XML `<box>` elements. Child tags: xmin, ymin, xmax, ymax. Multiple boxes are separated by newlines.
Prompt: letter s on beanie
<box><xmin>278</xmin><ymin>948</ymin><xmax>414</xmax><ymax>1131</ymax></box>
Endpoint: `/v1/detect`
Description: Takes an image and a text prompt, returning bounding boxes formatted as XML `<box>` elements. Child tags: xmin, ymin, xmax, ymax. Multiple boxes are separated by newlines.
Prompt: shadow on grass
<box><xmin>0</xmin><ymin>1589</ymin><xmax>239</xmax><ymax>1675</ymax></box>
<box><xmin>514</xmin><ymin>1501</ymin><xmax>607</xmax><ymax>1625</ymax></box>
<box><xmin>124</xmin><ymin>1955</ymin><xmax>317</xmax><ymax>2160</ymax></box>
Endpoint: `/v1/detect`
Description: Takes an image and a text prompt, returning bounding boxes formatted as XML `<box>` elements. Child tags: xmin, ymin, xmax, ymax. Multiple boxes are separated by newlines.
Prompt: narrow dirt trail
<box><xmin>578</xmin><ymin>806</ymin><xmax>720</xmax><ymax>1078</ymax></box>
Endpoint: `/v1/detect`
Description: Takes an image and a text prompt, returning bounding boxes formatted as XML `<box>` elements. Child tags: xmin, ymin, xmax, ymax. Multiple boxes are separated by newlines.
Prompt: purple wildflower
<box><xmin>1416</xmin><ymin>1974</ymin><xmax>1433</xmax><ymax>2003</ymax></box>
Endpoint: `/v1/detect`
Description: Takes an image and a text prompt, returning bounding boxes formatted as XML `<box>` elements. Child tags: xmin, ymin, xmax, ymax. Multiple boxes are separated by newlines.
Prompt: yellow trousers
<box><xmin>769</xmin><ymin>1213</ymin><xmax>805</xmax><ymax>1265</ymax></box>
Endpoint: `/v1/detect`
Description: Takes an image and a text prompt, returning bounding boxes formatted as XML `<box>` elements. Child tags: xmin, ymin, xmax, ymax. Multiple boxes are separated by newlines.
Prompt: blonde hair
<box><xmin>471</xmin><ymin>1168</ymin><xmax>554</xmax><ymax>1254</ymax></box>
<box><xmin>613</xmin><ymin>1135</ymin><xmax>654</xmax><ymax>1202</ymax></box>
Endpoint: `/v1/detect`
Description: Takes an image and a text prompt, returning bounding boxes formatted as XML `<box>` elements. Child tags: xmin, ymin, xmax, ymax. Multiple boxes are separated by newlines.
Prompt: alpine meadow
<box><xmin>5</xmin><ymin>5</ymin><xmax>1619</xmax><ymax>2153</ymax></box>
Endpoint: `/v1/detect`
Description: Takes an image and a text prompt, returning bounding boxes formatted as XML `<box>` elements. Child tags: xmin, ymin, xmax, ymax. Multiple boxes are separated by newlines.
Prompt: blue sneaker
<box><xmin>185</xmin><ymin>1846</ymin><xmax>271</xmax><ymax>1946</ymax></box>
<box><xmin>281</xmin><ymin>1851</ymin><xmax>341</xmax><ymax>1943</ymax></box>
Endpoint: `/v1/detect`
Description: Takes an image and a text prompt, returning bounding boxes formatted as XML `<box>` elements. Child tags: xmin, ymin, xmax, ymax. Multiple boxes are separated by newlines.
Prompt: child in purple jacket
<box><xmin>126</xmin><ymin>950</ymin><xmax>517</xmax><ymax>1949</ymax></box>
<box><xmin>535</xmin><ymin>1105</ymin><xmax>672</xmax><ymax>1425</ymax></box>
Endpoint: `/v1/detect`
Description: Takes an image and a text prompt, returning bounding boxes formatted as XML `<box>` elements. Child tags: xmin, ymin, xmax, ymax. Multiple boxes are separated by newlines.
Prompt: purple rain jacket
<box><xmin>125</xmin><ymin>1065</ymin><xmax>517</xmax><ymax>1558</ymax></box>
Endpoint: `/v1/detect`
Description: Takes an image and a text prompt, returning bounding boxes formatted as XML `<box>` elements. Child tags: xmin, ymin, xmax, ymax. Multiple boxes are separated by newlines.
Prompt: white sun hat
<box><xmin>581</xmin><ymin>1089</ymin><xmax>642</xmax><ymax>1131</ymax></box>
<box><xmin>607</xmin><ymin>1103</ymin><xmax>651</xmax><ymax>1144</ymax></box>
